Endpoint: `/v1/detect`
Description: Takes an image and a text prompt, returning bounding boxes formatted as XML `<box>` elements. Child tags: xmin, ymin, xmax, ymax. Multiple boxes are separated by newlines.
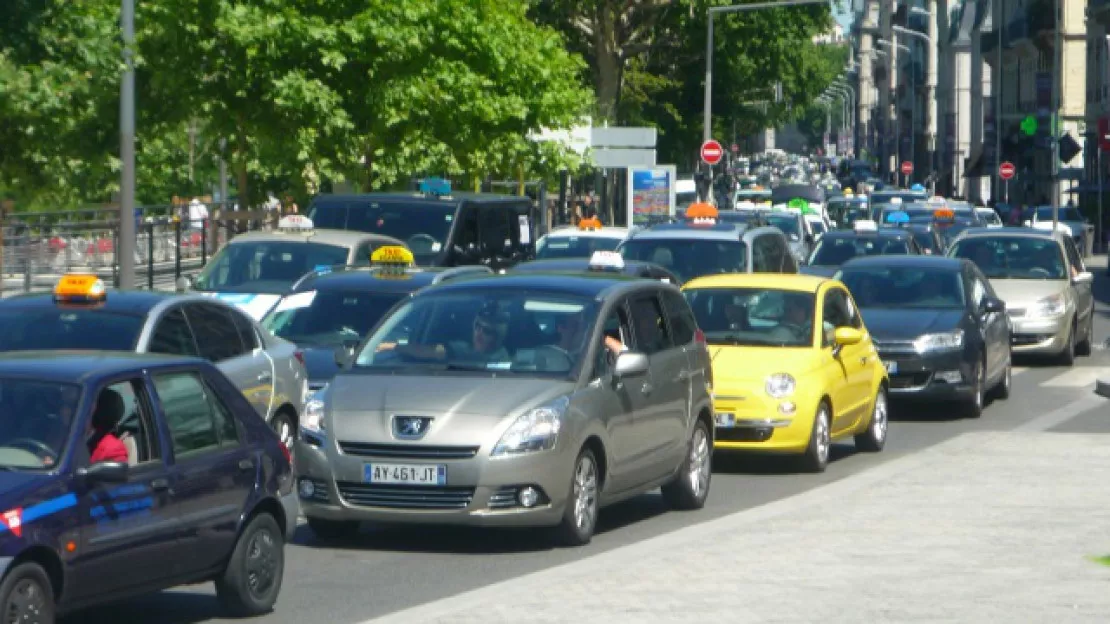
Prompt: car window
<box><xmin>661</xmin><ymin>290</ymin><xmax>696</xmax><ymax>345</ymax></box>
<box><xmin>836</xmin><ymin>266</ymin><xmax>966</xmax><ymax>309</ymax></box>
<box><xmin>0</xmin><ymin>378</ymin><xmax>82</xmax><ymax>469</ymax></box>
<box><xmin>148</xmin><ymin>307</ymin><xmax>199</xmax><ymax>356</ymax></box>
<box><xmin>949</xmin><ymin>236</ymin><xmax>1067</xmax><ymax>279</ymax></box>
<box><xmin>352</xmin><ymin>241</ymin><xmax>376</xmax><ymax>266</ymax></box>
<box><xmin>308</xmin><ymin>200</ymin><xmax>456</xmax><ymax>264</ymax></box>
<box><xmin>809</xmin><ymin>236</ymin><xmax>910</xmax><ymax>266</ymax></box>
<box><xmin>262</xmin><ymin>289</ymin><xmax>406</xmax><ymax>347</ymax></box>
<box><xmin>99</xmin><ymin>379</ymin><xmax>160</xmax><ymax>466</ymax></box>
<box><xmin>628</xmin><ymin>295</ymin><xmax>672</xmax><ymax>355</ymax></box>
<box><xmin>969</xmin><ymin>274</ymin><xmax>987</xmax><ymax>308</ymax></box>
<box><xmin>184</xmin><ymin>304</ymin><xmax>246</xmax><ymax>362</ymax></box>
<box><xmin>620</xmin><ymin>239</ymin><xmax>748</xmax><ymax>282</ymax></box>
<box><xmin>684</xmin><ymin>287</ymin><xmax>814</xmax><ymax>347</ymax></box>
<box><xmin>821</xmin><ymin>288</ymin><xmax>856</xmax><ymax>346</ymax></box>
<box><xmin>1063</xmin><ymin>237</ymin><xmax>1084</xmax><ymax>274</ymax></box>
<box><xmin>230</xmin><ymin>309</ymin><xmax>259</xmax><ymax>351</ymax></box>
<box><xmin>750</xmin><ymin>237</ymin><xmax>773</xmax><ymax>272</ymax></box>
<box><xmin>0</xmin><ymin>309</ymin><xmax>145</xmax><ymax>352</ymax></box>
<box><xmin>193</xmin><ymin>241</ymin><xmax>350</xmax><ymax>292</ymax></box>
<box><xmin>536</xmin><ymin>235</ymin><xmax>622</xmax><ymax>259</ymax></box>
<box><xmin>152</xmin><ymin>372</ymin><xmax>239</xmax><ymax>458</ymax></box>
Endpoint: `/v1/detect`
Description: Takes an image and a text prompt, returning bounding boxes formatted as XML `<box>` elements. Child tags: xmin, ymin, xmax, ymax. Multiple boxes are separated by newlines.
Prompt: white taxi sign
<box><xmin>888</xmin><ymin>197</ymin><xmax>903</xmax><ymax>205</ymax></box>
<box><xmin>853</xmin><ymin>219</ymin><xmax>879</xmax><ymax>232</ymax></box>
<box><xmin>926</xmin><ymin>196</ymin><xmax>947</xmax><ymax>207</ymax></box>
<box><xmin>278</xmin><ymin>215</ymin><xmax>314</xmax><ymax>232</ymax></box>
<box><xmin>588</xmin><ymin>250</ymin><xmax>625</xmax><ymax>271</ymax></box>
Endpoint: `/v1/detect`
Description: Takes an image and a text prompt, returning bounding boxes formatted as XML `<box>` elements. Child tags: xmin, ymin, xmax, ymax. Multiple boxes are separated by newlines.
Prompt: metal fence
<box><xmin>1</xmin><ymin>203</ymin><xmax>279</xmax><ymax>295</ymax></box>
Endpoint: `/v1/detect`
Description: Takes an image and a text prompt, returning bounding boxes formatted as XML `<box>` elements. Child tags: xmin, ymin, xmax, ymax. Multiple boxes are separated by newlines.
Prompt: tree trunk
<box><xmin>593</xmin><ymin>5</ymin><xmax>622</xmax><ymax>122</ymax></box>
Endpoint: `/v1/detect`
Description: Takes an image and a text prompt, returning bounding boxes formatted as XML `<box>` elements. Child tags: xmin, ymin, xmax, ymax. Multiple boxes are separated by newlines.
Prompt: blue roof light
<box><xmin>886</xmin><ymin>211</ymin><xmax>910</xmax><ymax>224</ymax></box>
<box><xmin>910</xmin><ymin>183</ymin><xmax>925</xmax><ymax>192</ymax></box>
<box><xmin>419</xmin><ymin>177</ymin><xmax>452</xmax><ymax>196</ymax></box>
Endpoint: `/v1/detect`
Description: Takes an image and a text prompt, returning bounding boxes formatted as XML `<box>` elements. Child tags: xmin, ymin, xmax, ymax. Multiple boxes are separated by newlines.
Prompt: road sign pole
<box><xmin>1099</xmin><ymin>147</ymin><xmax>1103</xmax><ymax>253</ymax></box>
<box><xmin>118</xmin><ymin>0</ymin><xmax>136</xmax><ymax>289</ymax></box>
<box><xmin>1004</xmin><ymin>179</ymin><xmax>1009</xmax><ymax>206</ymax></box>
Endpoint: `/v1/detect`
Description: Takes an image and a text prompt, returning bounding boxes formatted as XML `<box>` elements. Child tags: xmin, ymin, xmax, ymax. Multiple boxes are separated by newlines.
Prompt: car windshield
<box><xmin>809</xmin><ymin>220</ymin><xmax>827</xmax><ymax>235</ymax></box>
<box><xmin>262</xmin><ymin>289</ymin><xmax>406</xmax><ymax>347</ymax></box>
<box><xmin>909</xmin><ymin>229</ymin><xmax>937</xmax><ymax>251</ymax></box>
<box><xmin>765</xmin><ymin>214</ymin><xmax>801</xmax><ymax>238</ymax></box>
<box><xmin>194</xmin><ymin>241</ymin><xmax>349</xmax><ymax>293</ymax></box>
<box><xmin>949</xmin><ymin>236</ymin><xmax>1068</xmax><ymax>280</ymax></box>
<box><xmin>933</xmin><ymin>221</ymin><xmax>974</xmax><ymax>245</ymax></box>
<box><xmin>1035</xmin><ymin>206</ymin><xmax>1083</xmax><ymax>221</ymax></box>
<box><xmin>355</xmin><ymin>291</ymin><xmax>595</xmax><ymax>377</ymax></box>
<box><xmin>309</xmin><ymin>201</ymin><xmax>456</xmax><ymax>263</ymax></box>
<box><xmin>0</xmin><ymin>379</ymin><xmax>81</xmax><ymax>469</ymax></box>
<box><xmin>808</xmin><ymin>236</ymin><xmax>911</xmax><ymax>266</ymax></box>
<box><xmin>684</xmin><ymin>287</ymin><xmax>814</xmax><ymax>347</ymax></box>
<box><xmin>0</xmin><ymin>309</ymin><xmax>143</xmax><ymax>351</ymax></box>
<box><xmin>536</xmin><ymin>235</ymin><xmax>622</xmax><ymax>259</ymax></box>
<box><xmin>836</xmin><ymin>266</ymin><xmax>966</xmax><ymax>309</ymax></box>
<box><xmin>619</xmin><ymin>239</ymin><xmax>748</xmax><ymax>282</ymax></box>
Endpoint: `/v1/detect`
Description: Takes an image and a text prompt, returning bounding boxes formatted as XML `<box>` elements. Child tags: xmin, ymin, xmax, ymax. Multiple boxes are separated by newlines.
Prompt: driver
<box><xmin>555</xmin><ymin>311</ymin><xmax>586</xmax><ymax>352</ymax></box>
<box><xmin>88</xmin><ymin>389</ymin><xmax>128</xmax><ymax>464</ymax></box>
<box><xmin>380</xmin><ymin>305</ymin><xmax>511</xmax><ymax>364</ymax></box>
<box><xmin>778</xmin><ymin>296</ymin><xmax>812</xmax><ymax>341</ymax></box>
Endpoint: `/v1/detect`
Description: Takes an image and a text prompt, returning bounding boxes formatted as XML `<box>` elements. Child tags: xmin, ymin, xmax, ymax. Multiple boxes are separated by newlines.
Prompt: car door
<box><xmin>627</xmin><ymin>292</ymin><xmax>687</xmax><ymax>478</ymax></box>
<box><xmin>1063</xmin><ymin>237</ymin><xmax>1094</xmax><ymax>329</ymax></box>
<box><xmin>71</xmin><ymin>377</ymin><xmax>182</xmax><ymax>601</ymax></box>
<box><xmin>229</xmin><ymin>308</ymin><xmax>276</xmax><ymax>418</ymax></box>
<box><xmin>143</xmin><ymin>306</ymin><xmax>200</xmax><ymax>358</ymax></box>
<box><xmin>967</xmin><ymin>267</ymin><xmax>1007</xmax><ymax>382</ymax></box>
<box><xmin>820</xmin><ymin>287</ymin><xmax>870</xmax><ymax>432</ymax></box>
<box><xmin>150</xmin><ymin>370</ymin><xmax>255</xmax><ymax>572</ymax></box>
<box><xmin>661</xmin><ymin>289</ymin><xmax>701</xmax><ymax>445</ymax></box>
<box><xmin>588</xmin><ymin>301</ymin><xmax>643</xmax><ymax>494</ymax></box>
<box><xmin>183</xmin><ymin>302</ymin><xmax>272</xmax><ymax>419</ymax></box>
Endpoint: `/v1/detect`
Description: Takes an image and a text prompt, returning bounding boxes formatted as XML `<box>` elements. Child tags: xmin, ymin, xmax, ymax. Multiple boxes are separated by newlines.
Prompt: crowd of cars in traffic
<box><xmin>0</xmin><ymin>170</ymin><xmax>1097</xmax><ymax>621</ymax></box>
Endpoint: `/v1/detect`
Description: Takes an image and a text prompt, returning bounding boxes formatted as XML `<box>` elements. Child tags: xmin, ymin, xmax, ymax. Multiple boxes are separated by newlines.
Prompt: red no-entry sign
<box><xmin>700</xmin><ymin>140</ymin><xmax>724</xmax><ymax>166</ymax></box>
<box><xmin>999</xmin><ymin>162</ymin><xmax>1015</xmax><ymax>180</ymax></box>
<box><xmin>900</xmin><ymin>161</ymin><xmax>913</xmax><ymax>175</ymax></box>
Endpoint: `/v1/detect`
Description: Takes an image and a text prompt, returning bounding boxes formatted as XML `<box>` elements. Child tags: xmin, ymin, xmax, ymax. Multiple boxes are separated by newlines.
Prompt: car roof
<box><xmin>0</xmin><ymin>290</ymin><xmax>227</xmax><ymax>317</ymax></box>
<box><xmin>0</xmin><ymin>351</ymin><xmax>205</xmax><ymax>384</ymax></box>
<box><xmin>627</xmin><ymin>221</ymin><xmax>759</xmax><ymax>241</ymax></box>
<box><xmin>542</xmin><ymin>226</ymin><xmax>629</xmax><ymax>239</ymax></box>
<box><xmin>224</xmin><ymin>228</ymin><xmax>402</xmax><ymax>246</ymax></box>
<box><xmin>510</xmin><ymin>258</ymin><xmax>676</xmax><ymax>280</ymax></box>
<box><xmin>953</xmin><ymin>227</ymin><xmax>1061</xmax><ymax>242</ymax></box>
<box><xmin>682</xmin><ymin>273</ymin><xmax>829</xmax><ymax>293</ymax></box>
<box><xmin>841</xmin><ymin>254</ymin><xmax>966</xmax><ymax>271</ymax></box>
<box><xmin>310</xmin><ymin>192</ymin><xmax>528</xmax><ymax>205</ymax></box>
<box><xmin>417</xmin><ymin>272</ymin><xmax>660</xmax><ymax>301</ymax></box>
<box><xmin>291</xmin><ymin>266</ymin><xmax>489</xmax><ymax>294</ymax></box>
<box><xmin>824</xmin><ymin>228</ymin><xmax>911</xmax><ymax>240</ymax></box>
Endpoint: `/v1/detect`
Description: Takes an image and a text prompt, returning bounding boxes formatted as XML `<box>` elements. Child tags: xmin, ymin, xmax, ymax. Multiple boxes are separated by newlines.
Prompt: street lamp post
<box><xmin>1050</xmin><ymin>0</ymin><xmax>1061</xmax><ymax>231</ymax></box>
<box><xmin>119</xmin><ymin>0</ymin><xmax>137</xmax><ymax>289</ymax></box>
<box><xmin>893</xmin><ymin>25</ymin><xmax>933</xmax><ymax>190</ymax></box>
<box><xmin>703</xmin><ymin>0</ymin><xmax>828</xmax><ymax>144</ymax></box>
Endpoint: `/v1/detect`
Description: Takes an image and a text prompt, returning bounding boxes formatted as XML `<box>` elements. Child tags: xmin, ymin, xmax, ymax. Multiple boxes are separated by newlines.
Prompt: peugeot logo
<box><xmin>392</xmin><ymin>416</ymin><xmax>432</xmax><ymax>440</ymax></box>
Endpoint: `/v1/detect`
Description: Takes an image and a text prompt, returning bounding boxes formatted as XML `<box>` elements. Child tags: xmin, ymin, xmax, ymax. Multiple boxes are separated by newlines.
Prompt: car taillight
<box><xmin>695</xmin><ymin>329</ymin><xmax>707</xmax><ymax>346</ymax></box>
<box><xmin>293</xmin><ymin>350</ymin><xmax>306</xmax><ymax>367</ymax></box>
<box><xmin>279</xmin><ymin>441</ymin><xmax>292</xmax><ymax>466</ymax></box>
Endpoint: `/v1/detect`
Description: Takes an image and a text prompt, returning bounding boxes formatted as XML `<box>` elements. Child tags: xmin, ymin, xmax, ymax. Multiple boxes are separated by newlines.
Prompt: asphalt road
<box><xmin>67</xmin><ymin>258</ymin><xmax>1110</xmax><ymax>624</ymax></box>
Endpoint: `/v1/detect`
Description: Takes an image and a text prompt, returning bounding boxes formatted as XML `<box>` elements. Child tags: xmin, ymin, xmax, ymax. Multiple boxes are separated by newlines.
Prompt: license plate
<box><xmin>883</xmin><ymin>360</ymin><xmax>898</xmax><ymax>374</ymax></box>
<box><xmin>715</xmin><ymin>413</ymin><xmax>736</xmax><ymax>428</ymax></box>
<box><xmin>363</xmin><ymin>463</ymin><xmax>446</xmax><ymax>486</ymax></box>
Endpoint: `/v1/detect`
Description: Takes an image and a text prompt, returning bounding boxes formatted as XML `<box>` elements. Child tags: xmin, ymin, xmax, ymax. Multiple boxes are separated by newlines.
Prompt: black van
<box><xmin>307</xmin><ymin>187</ymin><xmax>534</xmax><ymax>271</ymax></box>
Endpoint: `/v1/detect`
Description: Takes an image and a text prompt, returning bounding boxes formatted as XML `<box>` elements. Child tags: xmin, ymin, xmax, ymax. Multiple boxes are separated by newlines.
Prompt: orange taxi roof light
<box><xmin>934</xmin><ymin>208</ymin><xmax>955</xmax><ymax>220</ymax></box>
<box><xmin>685</xmin><ymin>203</ymin><xmax>719</xmax><ymax>222</ymax></box>
<box><xmin>578</xmin><ymin>217</ymin><xmax>603</xmax><ymax>231</ymax></box>
<box><xmin>54</xmin><ymin>274</ymin><xmax>106</xmax><ymax>302</ymax></box>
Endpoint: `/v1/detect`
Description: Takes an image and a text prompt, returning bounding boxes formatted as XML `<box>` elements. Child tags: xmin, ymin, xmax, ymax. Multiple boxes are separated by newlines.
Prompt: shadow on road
<box><xmin>711</xmin><ymin>444</ymin><xmax>858</xmax><ymax>475</ymax></box>
<box><xmin>62</xmin><ymin>591</ymin><xmax>220</xmax><ymax>624</ymax></box>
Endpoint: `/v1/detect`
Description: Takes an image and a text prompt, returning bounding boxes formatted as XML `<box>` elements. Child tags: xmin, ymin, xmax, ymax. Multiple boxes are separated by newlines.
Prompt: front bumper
<box><xmin>711</xmin><ymin>390</ymin><xmax>815</xmax><ymax>454</ymax></box>
<box><xmin>1009</xmin><ymin>314</ymin><xmax>1069</xmax><ymax>355</ymax></box>
<box><xmin>294</xmin><ymin>433</ymin><xmax>569</xmax><ymax>527</ymax></box>
<box><xmin>876</xmin><ymin>349</ymin><xmax>976</xmax><ymax>401</ymax></box>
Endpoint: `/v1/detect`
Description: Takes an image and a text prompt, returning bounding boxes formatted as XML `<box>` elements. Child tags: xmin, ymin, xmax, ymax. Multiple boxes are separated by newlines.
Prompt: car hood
<box><xmin>326</xmin><ymin>374</ymin><xmax>575</xmax><ymax>444</ymax></box>
<box><xmin>859</xmin><ymin>307</ymin><xmax>964</xmax><ymax>340</ymax></box>
<box><xmin>708</xmin><ymin>345</ymin><xmax>822</xmax><ymax>384</ymax></box>
<box><xmin>988</xmin><ymin>280</ymin><xmax>1068</xmax><ymax>308</ymax></box>
<box><xmin>799</xmin><ymin>265</ymin><xmax>838</xmax><ymax>277</ymax></box>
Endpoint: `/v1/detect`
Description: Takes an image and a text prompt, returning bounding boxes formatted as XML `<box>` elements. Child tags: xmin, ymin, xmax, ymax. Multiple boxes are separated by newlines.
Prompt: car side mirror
<box><xmin>613</xmin><ymin>352</ymin><xmax>650</xmax><ymax>379</ymax></box>
<box><xmin>1022</xmin><ymin>220</ymin><xmax>1032</xmax><ymax>227</ymax></box>
<box><xmin>175</xmin><ymin>275</ymin><xmax>194</xmax><ymax>293</ymax></box>
<box><xmin>834</xmin><ymin>327</ymin><xmax>863</xmax><ymax>348</ymax></box>
<box><xmin>1073</xmin><ymin>271</ymin><xmax>1094</xmax><ymax>284</ymax></box>
<box><xmin>334</xmin><ymin>346</ymin><xmax>354</xmax><ymax>368</ymax></box>
<box><xmin>78</xmin><ymin>461</ymin><xmax>129</xmax><ymax>484</ymax></box>
<box><xmin>981</xmin><ymin>297</ymin><xmax>1006</xmax><ymax>314</ymax></box>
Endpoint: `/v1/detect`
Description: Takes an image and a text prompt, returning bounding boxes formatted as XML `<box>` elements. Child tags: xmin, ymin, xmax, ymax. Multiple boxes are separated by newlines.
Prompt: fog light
<box><xmin>298</xmin><ymin>478</ymin><xmax>315</xmax><ymax>498</ymax></box>
<box><xmin>936</xmin><ymin>370</ymin><xmax>962</xmax><ymax>384</ymax></box>
<box><xmin>518</xmin><ymin>486</ymin><xmax>540</xmax><ymax>508</ymax></box>
<box><xmin>778</xmin><ymin>401</ymin><xmax>796</xmax><ymax>414</ymax></box>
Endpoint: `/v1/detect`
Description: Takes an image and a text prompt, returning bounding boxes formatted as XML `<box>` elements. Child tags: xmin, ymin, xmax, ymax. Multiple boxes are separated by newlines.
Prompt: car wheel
<box><xmin>854</xmin><ymin>386</ymin><xmax>888</xmax><ymax>452</ymax></box>
<box><xmin>216</xmin><ymin>513</ymin><xmax>284</xmax><ymax>617</ymax></box>
<box><xmin>661</xmin><ymin>419</ymin><xmax>712</xmax><ymax>510</ymax></box>
<box><xmin>0</xmin><ymin>562</ymin><xmax>54</xmax><ymax>624</ymax></box>
<box><xmin>553</xmin><ymin>447</ymin><xmax>600</xmax><ymax>546</ymax></box>
<box><xmin>966</xmin><ymin>358</ymin><xmax>985</xmax><ymax>419</ymax></box>
<box><xmin>270</xmin><ymin>411</ymin><xmax>296</xmax><ymax>454</ymax></box>
<box><xmin>1060</xmin><ymin>319</ymin><xmax>1077</xmax><ymax>366</ymax></box>
<box><xmin>306</xmin><ymin>517</ymin><xmax>360</xmax><ymax>541</ymax></box>
<box><xmin>1077</xmin><ymin>314</ymin><xmax>1093</xmax><ymax>357</ymax></box>
<box><xmin>801</xmin><ymin>402</ymin><xmax>831</xmax><ymax>473</ymax></box>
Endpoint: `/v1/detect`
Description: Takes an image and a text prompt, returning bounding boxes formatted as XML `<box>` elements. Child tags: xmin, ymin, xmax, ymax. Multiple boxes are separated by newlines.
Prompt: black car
<box><xmin>261</xmin><ymin>263</ymin><xmax>492</xmax><ymax>389</ymax></box>
<box><xmin>902</xmin><ymin>222</ymin><xmax>946</xmax><ymax>255</ymax></box>
<box><xmin>800</xmin><ymin>228</ymin><xmax>920</xmax><ymax>277</ymax></box>
<box><xmin>0</xmin><ymin>352</ymin><xmax>295</xmax><ymax>620</ymax></box>
<box><xmin>834</xmin><ymin>255</ymin><xmax>1012</xmax><ymax>417</ymax></box>
<box><xmin>510</xmin><ymin>257</ymin><xmax>682</xmax><ymax>285</ymax></box>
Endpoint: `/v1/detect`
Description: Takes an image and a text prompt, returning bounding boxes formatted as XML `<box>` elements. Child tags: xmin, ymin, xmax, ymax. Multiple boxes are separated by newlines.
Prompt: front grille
<box><xmin>336</xmin><ymin>482</ymin><xmax>475</xmax><ymax>509</ymax></box>
<box><xmin>1013</xmin><ymin>333</ymin><xmax>1050</xmax><ymax>346</ymax></box>
<box><xmin>488</xmin><ymin>486</ymin><xmax>520</xmax><ymax>509</ymax></box>
<box><xmin>889</xmin><ymin>372</ymin><xmax>932</xmax><ymax>389</ymax></box>
<box><xmin>716</xmin><ymin>427</ymin><xmax>773</xmax><ymax>442</ymax></box>
<box><xmin>338</xmin><ymin>442</ymin><xmax>479</xmax><ymax>460</ymax></box>
<box><xmin>874</xmin><ymin>339</ymin><xmax>916</xmax><ymax>354</ymax></box>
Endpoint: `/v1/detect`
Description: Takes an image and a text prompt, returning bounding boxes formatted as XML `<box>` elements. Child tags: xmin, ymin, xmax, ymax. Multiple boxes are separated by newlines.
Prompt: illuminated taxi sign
<box><xmin>684</xmin><ymin>202</ymin><xmax>718</xmax><ymax>225</ymax></box>
<box><xmin>371</xmin><ymin>246</ymin><xmax>415</xmax><ymax>276</ymax></box>
<box><xmin>578</xmin><ymin>217</ymin><xmax>603</xmax><ymax>231</ymax></box>
<box><xmin>54</xmin><ymin>274</ymin><xmax>106</xmax><ymax>302</ymax></box>
<box><xmin>419</xmin><ymin>177</ymin><xmax>452</xmax><ymax>196</ymax></box>
<box><xmin>885</xmin><ymin>210</ymin><xmax>910</xmax><ymax>225</ymax></box>
<box><xmin>910</xmin><ymin>183</ymin><xmax>926</xmax><ymax>192</ymax></box>
<box><xmin>588</xmin><ymin>250</ymin><xmax>625</xmax><ymax>271</ymax></box>
<box><xmin>888</xmin><ymin>197</ymin><xmax>903</xmax><ymax>205</ymax></box>
<box><xmin>786</xmin><ymin>198</ymin><xmax>809</xmax><ymax>212</ymax></box>
<box><xmin>853</xmin><ymin>219</ymin><xmax>879</xmax><ymax>233</ymax></box>
<box><xmin>934</xmin><ymin>208</ymin><xmax>955</xmax><ymax>222</ymax></box>
<box><xmin>278</xmin><ymin>215</ymin><xmax>314</xmax><ymax>232</ymax></box>
<box><xmin>843</xmin><ymin>188</ymin><xmax>854</xmax><ymax>195</ymax></box>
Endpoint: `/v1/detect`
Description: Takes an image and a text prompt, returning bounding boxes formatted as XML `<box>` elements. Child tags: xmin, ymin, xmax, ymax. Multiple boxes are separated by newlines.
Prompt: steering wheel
<box><xmin>4</xmin><ymin>438</ymin><xmax>59</xmax><ymax>463</ymax></box>
<box><xmin>406</xmin><ymin>234</ymin><xmax>439</xmax><ymax>252</ymax></box>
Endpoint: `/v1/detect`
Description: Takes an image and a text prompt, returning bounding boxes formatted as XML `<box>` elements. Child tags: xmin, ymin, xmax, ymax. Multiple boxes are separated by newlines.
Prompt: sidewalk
<box><xmin>370</xmin><ymin>431</ymin><xmax>1110</xmax><ymax>623</ymax></box>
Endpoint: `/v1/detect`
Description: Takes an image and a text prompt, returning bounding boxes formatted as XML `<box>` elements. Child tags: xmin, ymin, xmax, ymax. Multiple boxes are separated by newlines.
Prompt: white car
<box><xmin>535</xmin><ymin>222</ymin><xmax>629</xmax><ymax>260</ymax></box>
<box><xmin>975</xmin><ymin>207</ymin><xmax>1004</xmax><ymax>228</ymax></box>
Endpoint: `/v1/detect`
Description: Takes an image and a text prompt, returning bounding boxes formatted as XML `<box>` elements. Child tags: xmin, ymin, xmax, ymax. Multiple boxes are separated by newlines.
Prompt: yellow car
<box><xmin>682</xmin><ymin>273</ymin><xmax>888</xmax><ymax>472</ymax></box>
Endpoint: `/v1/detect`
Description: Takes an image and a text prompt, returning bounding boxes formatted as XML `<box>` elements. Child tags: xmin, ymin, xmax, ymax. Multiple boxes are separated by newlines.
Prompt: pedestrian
<box><xmin>187</xmin><ymin>197</ymin><xmax>208</xmax><ymax>231</ymax></box>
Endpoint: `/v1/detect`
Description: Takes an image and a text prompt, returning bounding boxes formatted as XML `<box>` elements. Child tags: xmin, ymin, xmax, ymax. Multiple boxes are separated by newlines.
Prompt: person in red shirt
<box><xmin>88</xmin><ymin>389</ymin><xmax>129</xmax><ymax>464</ymax></box>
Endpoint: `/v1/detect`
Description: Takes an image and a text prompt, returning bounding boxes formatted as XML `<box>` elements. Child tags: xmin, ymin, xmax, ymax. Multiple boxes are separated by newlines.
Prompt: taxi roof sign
<box><xmin>888</xmin><ymin>197</ymin><xmax>903</xmax><ymax>205</ymax></box>
<box><xmin>910</xmin><ymin>183</ymin><xmax>926</xmax><ymax>192</ymax></box>
<box><xmin>853</xmin><ymin>219</ymin><xmax>879</xmax><ymax>232</ymax></box>
<box><xmin>933</xmin><ymin>208</ymin><xmax>955</xmax><ymax>221</ymax></box>
<box><xmin>578</xmin><ymin>217</ymin><xmax>603</xmax><ymax>231</ymax></box>
<box><xmin>54</xmin><ymin>274</ymin><xmax>106</xmax><ymax>302</ymax></box>
<box><xmin>685</xmin><ymin>202</ymin><xmax>718</xmax><ymax>225</ymax></box>
<box><xmin>278</xmin><ymin>215</ymin><xmax>314</xmax><ymax>232</ymax></box>
<box><xmin>885</xmin><ymin>210</ymin><xmax>910</xmax><ymax>224</ymax></box>
<box><xmin>419</xmin><ymin>177</ymin><xmax>452</xmax><ymax>196</ymax></box>
<box><xmin>588</xmin><ymin>250</ymin><xmax>625</xmax><ymax>271</ymax></box>
<box><xmin>371</xmin><ymin>245</ymin><xmax>415</xmax><ymax>265</ymax></box>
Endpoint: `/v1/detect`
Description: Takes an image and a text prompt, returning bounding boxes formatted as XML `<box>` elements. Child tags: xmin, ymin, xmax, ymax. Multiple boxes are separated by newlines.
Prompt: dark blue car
<box><xmin>0</xmin><ymin>352</ymin><xmax>296</xmax><ymax>621</ymax></box>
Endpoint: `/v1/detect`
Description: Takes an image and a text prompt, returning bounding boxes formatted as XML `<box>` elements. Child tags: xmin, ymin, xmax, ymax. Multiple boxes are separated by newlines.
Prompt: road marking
<box><xmin>1014</xmin><ymin>393</ymin><xmax>1106</xmax><ymax>431</ymax></box>
<box><xmin>1039</xmin><ymin>367</ymin><xmax>1110</xmax><ymax>388</ymax></box>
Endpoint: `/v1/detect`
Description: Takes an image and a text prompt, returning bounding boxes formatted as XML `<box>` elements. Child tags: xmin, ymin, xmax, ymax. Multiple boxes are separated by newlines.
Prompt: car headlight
<box><xmin>913</xmin><ymin>329</ymin><xmax>964</xmax><ymax>353</ymax></box>
<box><xmin>765</xmin><ymin>373</ymin><xmax>796</xmax><ymax>398</ymax></box>
<box><xmin>1030</xmin><ymin>293</ymin><xmax>1067</xmax><ymax>318</ymax></box>
<box><xmin>303</xmin><ymin>394</ymin><xmax>326</xmax><ymax>435</ymax></box>
<box><xmin>492</xmin><ymin>396</ymin><xmax>568</xmax><ymax>457</ymax></box>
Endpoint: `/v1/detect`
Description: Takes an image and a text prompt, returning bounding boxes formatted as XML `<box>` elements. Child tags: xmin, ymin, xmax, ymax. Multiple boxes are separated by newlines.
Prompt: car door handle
<box><xmin>238</xmin><ymin>458</ymin><xmax>254</xmax><ymax>471</ymax></box>
<box><xmin>151</xmin><ymin>478</ymin><xmax>171</xmax><ymax>492</ymax></box>
<box><xmin>257</xmin><ymin>371</ymin><xmax>273</xmax><ymax>383</ymax></box>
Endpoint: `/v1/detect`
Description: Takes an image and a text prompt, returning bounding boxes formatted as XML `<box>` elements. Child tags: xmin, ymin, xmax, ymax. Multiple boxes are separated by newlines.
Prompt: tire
<box><xmin>1076</xmin><ymin>313</ymin><xmax>1093</xmax><ymax>357</ymax></box>
<box><xmin>306</xmin><ymin>517</ymin><xmax>360</xmax><ymax>541</ymax></box>
<box><xmin>661</xmin><ymin>419</ymin><xmax>712</xmax><ymax>510</ymax></box>
<box><xmin>801</xmin><ymin>402</ymin><xmax>832</xmax><ymax>473</ymax></box>
<box><xmin>0</xmin><ymin>562</ymin><xmax>55</xmax><ymax>624</ymax></box>
<box><xmin>854</xmin><ymin>386</ymin><xmax>888</xmax><ymax>452</ymax></box>
<box><xmin>216</xmin><ymin>513</ymin><xmax>285</xmax><ymax>617</ymax></box>
<box><xmin>1059</xmin><ymin>319</ymin><xmax>1077</xmax><ymax>367</ymax></box>
<box><xmin>965</xmin><ymin>358</ymin><xmax>985</xmax><ymax>419</ymax></box>
<box><xmin>992</xmin><ymin>346</ymin><xmax>1012</xmax><ymax>400</ymax></box>
<box><xmin>270</xmin><ymin>411</ymin><xmax>296</xmax><ymax>454</ymax></box>
<box><xmin>553</xmin><ymin>447</ymin><xmax>600</xmax><ymax>547</ymax></box>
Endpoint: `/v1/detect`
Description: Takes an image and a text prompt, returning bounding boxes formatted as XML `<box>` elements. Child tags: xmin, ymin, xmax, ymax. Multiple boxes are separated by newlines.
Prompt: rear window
<box><xmin>620</xmin><ymin>239</ymin><xmax>747</xmax><ymax>283</ymax></box>
<box><xmin>536</xmin><ymin>235</ymin><xmax>622</xmax><ymax>260</ymax></box>
<box><xmin>0</xmin><ymin>309</ymin><xmax>144</xmax><ymax>351</ymax></box>
<box><xmin>309</xmin><ymin>199</ymin><xmax>457</xmax><ymax>263</ymax></box>
<box><xmin>262</xmin><ymin>290</ymin><xmax>406</xmax><ymax>347</ymax></box>
<box><xmin>193</xmin><ymin>241</ymin><xmax>350</xmax><ymax>293</ymax></box>
<box><xmin>808</xmin><ymin>236</ymin><xmax>911</xmax><ymax>266</ymax></box>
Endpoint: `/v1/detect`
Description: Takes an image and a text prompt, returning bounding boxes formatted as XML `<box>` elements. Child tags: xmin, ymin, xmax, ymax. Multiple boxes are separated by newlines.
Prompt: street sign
<box><xmin>900</xmin><ymin>161</ymin><xmax>913</xmax><ymax>175</ymax></box>
<box><xmin>700</xmin><ymin>140</ymin><xmax>724</xmax><ymax>166</ymax></box>
<box><xmin>730</xmin><ymin>143</ymin><xmax>739</xmax><ymax>153</ymax></box>
<box><xmin>999</xmin><ymin>161</ymin><xmax>1015</xmax><ymax>180</ymax></box>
